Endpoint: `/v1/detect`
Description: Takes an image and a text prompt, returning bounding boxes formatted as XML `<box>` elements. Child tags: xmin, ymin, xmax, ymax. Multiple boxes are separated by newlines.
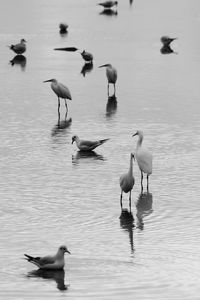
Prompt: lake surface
<box><xmin>0</xmin><ymin>0</ymin><xmax>200</xmax><ymax>299</ymax></box>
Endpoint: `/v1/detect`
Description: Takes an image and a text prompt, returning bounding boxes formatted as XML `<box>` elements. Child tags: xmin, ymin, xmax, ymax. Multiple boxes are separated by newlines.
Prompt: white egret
<box><xmin>72</xmin><ymin>135</ymin><xmax>109</xmax><ymax>151</ymax></box>
<box><xmin>24</xmin><ymin>245</ymin><xmax>71</xmax><ymax>270</ymax></box>
<box><xmin>160</xmin><ymin>36</ymin><xmax>177</xmax><ymax>46</ymax></box>
<box><xmin>43</xmin><ymin>79</ymin><xmax>72</xmax><ymax>114</ymax></box>
<box><xmin>119</xmin><ymin>153</ymin><xmax>135</xmax><ymax>211</ymax></box>
<box><xmin>132</xmin><ymin>130</ymin><xmax>152</xmax><ymax>188</ymax></box>
<box><xmin>99</xmin><ymin>63</ymin><xmax>117</xmax><ymax>95</ymax></box>
<box><xmin>8</xmin><ymin>39</ymin><xmax>26</xmax><ymax>54</ymax></box>
<box><xmin>98</xmin><ymin>1</ymin><xmax>118</xmax><ymax>9</ymax></box>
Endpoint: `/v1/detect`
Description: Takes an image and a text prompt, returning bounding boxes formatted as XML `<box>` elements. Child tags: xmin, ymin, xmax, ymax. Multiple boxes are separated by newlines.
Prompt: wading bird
<box><xmin>54</xmin><ymin>47</ymin><xmax>93</xmax><ymax>63</ymax></box>
<box><xmin>43</xmin><ymin>79</ymin><xmax>72</xmax><ymax>115</ymax></box>
<box><xmin>99</xmin><ymin>63</ymin><xmax>117</xmax><ymax>95</ymax></box>
<box><xmin>8</xmin><ymin>39</ymin><xmax>26</xmax><ymax>54</ymax></box>
<box><xmin>119</xmin><ymin>153</ymin><xmax>135</xmax><ymax>211</ymax></box>
<box><xmin>24</xmin><ymin>245</ymin><xmax>71</xmax><ymax>270</ymax></box>
<box><xmin>98</xmin><ymin>1</ymin><xmax>118</xmax><ymax>9</ymax></box>
<box><xmin>132</xmin><ymin>130</ymin><xmax>152</xmax><ymax>188</ymax></box>
<box><xmin>72</xmin><ymin>135</ymin><xmax>109</xmax><ymax>151</ymax></box>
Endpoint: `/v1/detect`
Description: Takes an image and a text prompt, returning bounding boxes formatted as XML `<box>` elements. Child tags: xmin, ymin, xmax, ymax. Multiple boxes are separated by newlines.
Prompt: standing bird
<box><xmin>132</xmin><ymin>130</ymin><xmax>152</xmax><ymax>188</ymax></box>
<box><xmin>99</xmin><ymin>63</ymin><xmax>117</xmax><ymax>95</ymax></box>
<box><xmin>72</xmin><ymin>135</ymin><xmax>109</xmax><ymax>151</ymax></box>
<box><xmin>24</xmin><ymin>245</ymin><xmax>71</xmax><ymax>270</ymax></box>
<box><xmin>8</xmin><ymin>39</ymin><xmax>26</xmax><ymax>55</ymax></box>
<box><xmin>98</xmin><ymin>1</ymin><xmax>118</xmax><ymax>9</ymax></box>
<box><xmin>43</xmin><ymin>79</ymin><xmax>72</xmax><ymax>115</ymax></box>
<box><xmin>119</xmin><ymin>153</ymin><xmax>135</xmax><ymax>211</ymax></box>
<box><xmin>160</xmin><ymin>36</ymin><xmax>177</xmax><ymax>47</ymax></box>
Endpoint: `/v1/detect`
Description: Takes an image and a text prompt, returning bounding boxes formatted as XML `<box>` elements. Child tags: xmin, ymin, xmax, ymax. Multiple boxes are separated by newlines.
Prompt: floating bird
<box><xmin>99</xmin><ymin>63</ymin><xmax>117</xmax><ymax>95</ymax></box>
<box><xmin>160</xmin><ymin>36</ymin><xmax>177</xmax><ymax>47</ymax></box>
<box><xmin>24</xmin><ymin>245</ymin><xmax>71</xmax><ymax>270</ymax></box>
<box><xmin>59</xmin><ymin>23</ymin><xmax>68</xmax><ymax>34</ymax></box>
<box><xmin>98</xmin><ymin>1</ymin><xmax>118</xmax><ymax>9</ymax></box>
<box><xmin>132</xmin><ymin>130</ymin><xmax>152</xmax><ymax>188</ymax></box>
<box><xmin>54</xmin><ymin>47</ymin><xmax>93</xmax><ymax>63</ymax></box>
<box><xmin>43</xmin><ymin>78</ymin><xmax>72</xmax><ymax>114</ymax></box>
<box><xmin>119</xmin><ymin>153</ymin><xmax>135</xmax><ymax>211</ymax></box>
<box><xmin>72</xmin><ymin>135</ymin><xmax>109</xmax><ymax>151</ymax></box>
<box><xmin>8</xmin><ymin>39</ymin><xmax>26</xmax><ymax>54</ymax></box>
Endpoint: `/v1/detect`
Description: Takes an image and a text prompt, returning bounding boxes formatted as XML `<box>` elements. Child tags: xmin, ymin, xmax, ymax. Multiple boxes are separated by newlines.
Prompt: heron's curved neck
<box><xmin>137</xmin><ymin>134</ymin><xmax>143</xmax><ymax>149</ymax></box>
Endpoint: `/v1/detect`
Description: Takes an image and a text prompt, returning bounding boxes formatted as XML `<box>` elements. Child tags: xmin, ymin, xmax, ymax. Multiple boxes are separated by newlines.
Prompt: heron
<box><xmin>98</xmin><ymin>1</ymin><xmax>118</xmax><ymax>9</ymax></box>
<box><xmin>99</xmin><ymin>63</ymin><xmax>117</xmax><ymax>95</ymax></box>
<box><xmin>160</xmin><ymin>36</ymin><xmax>177</xmax><ymax>47</ymax></box>
<box><xmin>132</xmin><ymin>130</ymin><xmax>152</xmax><ymax>188</ymax></box>
<box><xmin>43</xmin><ymin>79</ymin><xmax>72</xmax><ymax>115</ymax></box>
<box><xmin>119</xmin><ymin>153</ymin><xmax>135</xmax><ymax>211</ymax></box>
<box><xmin>8</xmin><ymin>39</ymin><xmax>26</xmax><ymax>55</ymax></box>
<box><xmin>72</xmin><ymin>135</ymin><xmax>109</xmax><ymax>151</ymax></box>
<box><xmin>24</xmin><ymin>245</ymin><xmax>71</xmax><ymax>270</ymax></box>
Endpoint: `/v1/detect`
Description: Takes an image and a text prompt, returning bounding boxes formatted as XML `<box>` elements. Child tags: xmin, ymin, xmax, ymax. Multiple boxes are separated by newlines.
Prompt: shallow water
<box><xmin>0</xmin><ymin>0</ymin><xmax>200</xmax><ymax>299</ymax></box>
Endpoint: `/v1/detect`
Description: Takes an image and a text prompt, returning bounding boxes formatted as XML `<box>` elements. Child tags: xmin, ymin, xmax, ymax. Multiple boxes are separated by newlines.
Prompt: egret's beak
<box><xmin>132</xmin><ymin>153</ymin><xmax>135</xmax><ymax>160</ymax></box>
<box><xmin>43</xmin><ymin>79</ymin><xmax>53</xmax><ymax>83</ymax></box>
<box><xmin>66</xmin><ymin>249</ymin><xmax>71</xmax><ymax>254</ymax></box>
<box><xmin>71</xmin><ymin>139</ymin><xmax>74</xmax><ymax>144</ymax></box>
<box><xmin>132</xmin><ymin>132</ymin><xmax>138</xmax><ymax>137</ymax></box>
<box><xmin>99</xmin><ymin>64</ymin><xmax>108</xmax><ymax>68</ymax></box>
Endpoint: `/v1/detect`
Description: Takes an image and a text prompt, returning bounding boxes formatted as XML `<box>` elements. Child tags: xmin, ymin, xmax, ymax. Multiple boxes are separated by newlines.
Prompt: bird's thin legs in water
<box><xmin>141</xmin><ymin>170</ymin><xmax>143</xmax><ymax>189</ymax></box>
<box><xmin>107</xmin><ymin>83</ymin><xmax>109</xmax><ymax>96</ymax></box>
<box><xmin>64</xmin><ymin>99</ymin><xmax>68</xmax><ymax>116</ymax></box>
<box><xmin>120</xmin><ymin>191</ymin><xmax>123</xmax><ymax>210</ymax></box>
<box><xmin>58</xmin><ymin>97</ymin><xmax>60</xmax><ymax>114</ymax></box>
<box><xmin>147</xmin><ymin>175</ymin><xmax>149</xmax><ymax>192</ymax></box>
<box><xmin>129</xmin><ymin>191</ymin><xmax>132</xmax><ymax>212</ymax></box>
<box><xmin>114</xmin><ymin>84</ymin><xmax>116</xmax><ymax>95</ymax></box>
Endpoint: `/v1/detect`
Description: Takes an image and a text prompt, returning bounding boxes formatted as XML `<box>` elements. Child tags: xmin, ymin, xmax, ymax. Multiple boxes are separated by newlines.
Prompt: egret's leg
<box><xmin>114</xmin><ymin>83</ymin><xmax>116</xmax><ymax>94</ymax></box>
<box><xmin>129</xmin><ymin>191</ymin><xmax>132</xmax><ymax>212</ymax></box>
<box><xmin>64</xmin><ymin>99</ymin><xmax>68</xmax><ymax>115</ymax></box>
<box><xmin>107</xmin><ymin>83</ymin><xmax>109</xmax><ymax>96</ymax></box>
<box><xmin>57</xmin><ymin>110</ymin><xmax>60</xmax><ymax>126</ymax></box>
<box><xmin>147</xmin><ymin>175</ymin><xmax>149</xmax><ymax>191</ymax></box>
<box><xmin>58</xmin><ymin>97</ymin><xmax>60</xmax><ymax>114</ymax></box>
<box><xmin>141</xmin><ymin>170</ymin><xmax>143</xmax><ymax>189</ymax></box>
<box><xmin>120</xmin><ymin>191</ymin><xmax>123</xmax><ymax>210</ymax></box>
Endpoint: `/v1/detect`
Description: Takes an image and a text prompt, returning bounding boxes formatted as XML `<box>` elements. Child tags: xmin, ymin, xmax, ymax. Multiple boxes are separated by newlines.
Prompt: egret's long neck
<box><xmin>75</xmin><ymin>137</ymin><xmax>80</xmax><ymax>146</ymax></box>
<box><xmin>128</xmin><ymin>154</ymin><xmax>133</xmax><ymax>175</ymax></box>
<box><xmin>137</xmin><ymin>134</ymin><xmax>143</xmax><ymax>149</ymax></box>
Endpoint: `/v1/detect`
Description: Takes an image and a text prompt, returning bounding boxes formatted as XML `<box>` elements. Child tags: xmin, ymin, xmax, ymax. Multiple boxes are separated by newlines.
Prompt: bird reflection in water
<box><xmin>72</xmin><ymin>150</ymin><xmax>104</xmax><ymax>164</ymax></box>
<box><xmin>10</xmin><ymin>55</ymin><xmax>26</xmax><ymax>70</ymax></box>
<box><xmin>160</xmin><ymin>45</ymin><xmax>177</xmax><ymax>55</ymax></box>
<box><xmin>106</xmin><ymin>93</ymin><xmax>117</xmax><ymax>117</ymax></box>
<box><xmin>119</xmin><ymin>209</ymin><xmax>135</xmax><ymax>254</ymax></box>
<box><xmin>99</xmin><ymin>9</ymin><xmax>118</xmax><ymax>16</ymax></box>
<box><xmin>80</xmin><ymin>62</ymin><xmax>93</xmax><ymax>77</ymax></box>
<box><xmin>27</xmin><ymin>269</ymin><xmax>68</xmax><ymax>291</ymax></box>
<box><xmin>51</xmin><ymin>112</ymin><xmax>72</xmax><ymax>137</ymax></box>
<box><xmin>136</xmin><ymin>190</ymin><xmax>153</xmax><ymax>230</ymax></box>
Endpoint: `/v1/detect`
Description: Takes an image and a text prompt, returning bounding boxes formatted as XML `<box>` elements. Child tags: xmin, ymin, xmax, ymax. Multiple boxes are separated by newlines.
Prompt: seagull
<box><xmin>160</xmin><ymin>36</ymin><xmax>177</xmax><ymax>47</ymax></box>
<box><xmin>24</xmin><ymin>245</ymin><xmax>71</xmax><ymax>270</ymax></box>
<box><xmin>99</xmin><ymin>63</ymin><xmax>117</xmax><ymax>95</ymax></box>
<box><xmin>98</xmin><ymin>1</ymin><xmax>118</xmax><ymax>9</ymax></box>
<box><xmin>72</xmin><ymin>135</ymin><xmax>109</xmax><ymax>151</ymax></box>
<box><xmin>119</xmin><ymin>153</ymin><xmax>135</xmax><ymax>211</ymax></box>
<box><xmin>132</xmin><ymin>130</ymin><xmax>152</xmax><ymax>188</ymax></box>
<box><xmin>8</xmin><ymin>39</ymin><xmax>26</xmax><ymax>55</ymax></box>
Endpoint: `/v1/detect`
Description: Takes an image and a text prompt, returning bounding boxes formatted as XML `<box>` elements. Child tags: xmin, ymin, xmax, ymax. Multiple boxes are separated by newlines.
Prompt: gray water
<box><xmin>0</xmin><ymin>0</ymin><xmax>200</xmax><ymax>299</ymax></box>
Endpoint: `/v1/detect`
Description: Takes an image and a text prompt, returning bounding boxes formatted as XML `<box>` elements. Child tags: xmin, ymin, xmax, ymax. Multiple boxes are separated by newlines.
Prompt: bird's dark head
<box><xmin>43</xmin><ymin>78</ymin><xmax>57</xmax><ymax>83</ymax></box>
<box><xmin>132</xmin><ymin>130</ymin><xmax>144</xmax><ymax>140</ymax></box>
<box><xmin>21</xmin><ymin>39</ymin><xmax>27</xmax><ymax>43</ymax></box>
<box><xmin>71</xmin><ymin>135</ymin><xmax>78</xmax><ymax>144</ymax></box>
<box><xmin>115</xmin><ymin>1</ymin><xmax>118</xmax><ymax>5</ymax></box>
<box><xmin>59</xmin><ymin>245</ymin><xmax>71</xmax><ymax>254</ymax></box>
<box><xmin>161</xmin><ymin>36</ymin><xmax>177</xmax><ymax>45</ymax></box>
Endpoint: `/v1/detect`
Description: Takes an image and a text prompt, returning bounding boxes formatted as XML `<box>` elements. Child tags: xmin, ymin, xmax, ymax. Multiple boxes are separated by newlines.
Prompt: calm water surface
<box><xmin>0</xmin><ymin>0</ymin><xmax>200</xmax><ymax>299</ymax></box>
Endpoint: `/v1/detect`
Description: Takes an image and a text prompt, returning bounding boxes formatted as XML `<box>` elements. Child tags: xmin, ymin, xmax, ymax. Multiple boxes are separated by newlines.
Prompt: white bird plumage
<box><xmin>43</xmin><ymin>78</ymin><xmax>72</xmax><ymax>114</ymax></box>
<box><xmin>99</xmin><ymin>63</ymin><xmax>117</xmax><ymax>95</ymax></box>
<box><xmin>119</xmin><ymin>153</ymin><xmax>135</xmax><ymax>210</ymax></box>
<box><xmin>72</xmin><ymin>135</ymin><xmax>109</xmax><ymax>151</ymax></box>
<box><xmin>132</xmin><ymin>130</ymin><xmax>152</xmax><ymax>188</ymax></box>
<box><xmin>24</xmin><ymin>245</ymin><xmax>71</xmax><ymax>270</ymax></box>
<box><xmin>9</xmin><ymin>39</ymin><xmax>26</xmax><ymax>54</ymax></box>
